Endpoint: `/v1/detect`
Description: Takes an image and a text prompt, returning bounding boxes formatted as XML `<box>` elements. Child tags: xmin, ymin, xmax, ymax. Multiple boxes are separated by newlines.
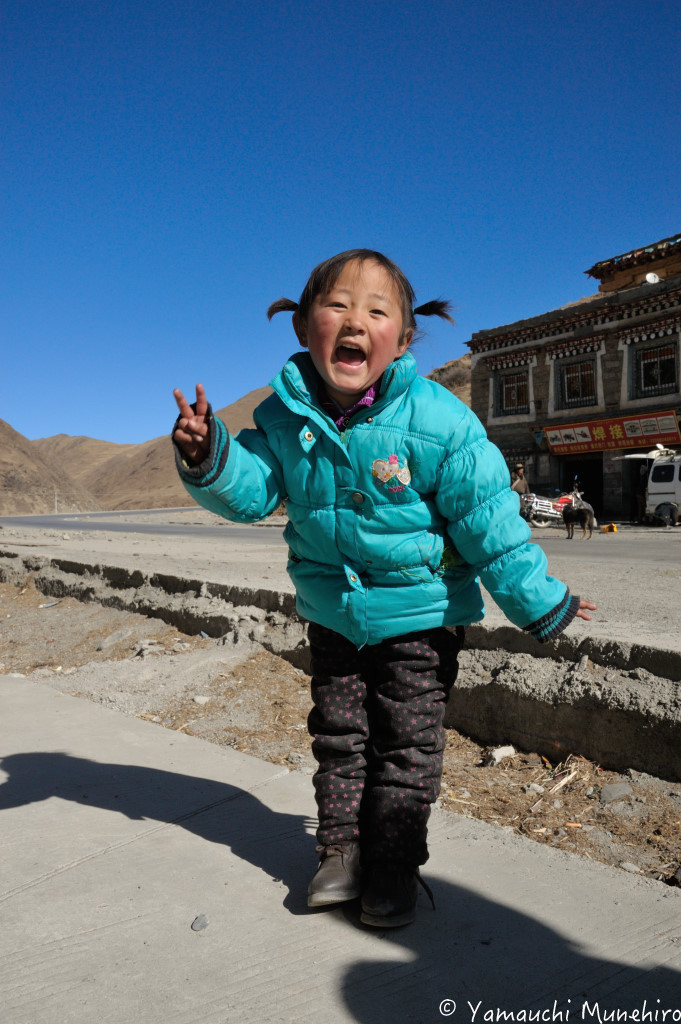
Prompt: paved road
<box><xmin>0</xmin><ymin>509</ymin><xmax>288</xmax><ymax>545</ymax></box>
<box><xmin>532</xmin><ymin>527</ymin><xmax>681</xmax><ymax>565</ymax></box>
<box><xmin>2</xmin><ymin>508</ymin><xmax>679</xmax><ymax>652</ymax></box>
<box><xmin>2</xmin><ymin>508</ymin><xmax>679</xmax><ymax>563</ymax></box>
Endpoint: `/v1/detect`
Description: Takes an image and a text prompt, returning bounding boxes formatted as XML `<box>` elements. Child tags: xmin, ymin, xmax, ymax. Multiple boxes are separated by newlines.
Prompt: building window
<box><xmin>558</xmin><ymin>359</ymin><xmax>597</xmax><ymax>409</ymax></box>
<box><xmin>496</xmin><ymin>370</ymin><xmax>529</xmax><ymax>415</ymax></box>
<box><xmin>632</xmin><ymin>340</ymin><xmax>678</xmax><ymax>399</ymax></box>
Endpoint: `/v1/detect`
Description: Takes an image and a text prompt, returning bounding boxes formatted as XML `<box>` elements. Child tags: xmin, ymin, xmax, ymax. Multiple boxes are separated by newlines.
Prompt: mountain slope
<box><xmin>0</xmin><ymin>419</ymin><xmax>101</xmax><ymax>514</ymax></box>
<box><xmin>31</xmin><ymin>385</ymin><xmax>274</xmax><ymax>511</ymax></box>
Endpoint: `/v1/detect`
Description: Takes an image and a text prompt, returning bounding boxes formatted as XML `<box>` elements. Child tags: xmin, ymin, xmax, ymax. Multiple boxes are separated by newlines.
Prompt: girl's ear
<box><xmin>397</xmin><ymin>328</ymin><xmax>414</xmax><ymax>354</ymax></box>
<box><xmin>292</xmin><ymin>311</ymin><xmax>308</xmax><ymax>348</ymax></box>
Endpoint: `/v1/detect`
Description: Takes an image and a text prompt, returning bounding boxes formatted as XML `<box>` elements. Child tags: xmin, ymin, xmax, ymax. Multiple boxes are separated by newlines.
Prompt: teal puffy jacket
<box><xmin>176</xmin><ymin>351</ymin><xmax>578</xmax><ymax>647</ymax></box>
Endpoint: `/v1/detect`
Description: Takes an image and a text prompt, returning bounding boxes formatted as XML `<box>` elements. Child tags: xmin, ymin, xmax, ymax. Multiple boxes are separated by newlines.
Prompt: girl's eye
<box><xmin>371</xmin><ymin>308</ymin><xmax>387</xmax><ymax>316</ymax></box>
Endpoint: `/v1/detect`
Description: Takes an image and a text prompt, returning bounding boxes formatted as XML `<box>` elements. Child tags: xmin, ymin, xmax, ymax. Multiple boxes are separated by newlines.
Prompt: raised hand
<box><xmin>173</xmin><ymin>383</ymin><xmax>211</xmax><ymax>463</ymax></box>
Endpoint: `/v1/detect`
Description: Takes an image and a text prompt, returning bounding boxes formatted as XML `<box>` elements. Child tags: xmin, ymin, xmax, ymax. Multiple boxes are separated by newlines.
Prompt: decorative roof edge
<box><xmin>585</xmin><ymin>232</ymin><xmax>681</xmax><ymax>280</ymax></box>
<box><xmin>468</xmin><ymin>280</ymin><xmax>681</xmax><ymax>354</ymax></box>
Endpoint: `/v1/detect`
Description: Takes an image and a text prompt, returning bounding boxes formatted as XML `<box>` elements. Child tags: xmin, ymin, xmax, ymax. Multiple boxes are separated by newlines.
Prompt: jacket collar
<box><xmin>270</xmin><ymin>350</ymin><xmax>418</xmax><ymax>427</ymax></box>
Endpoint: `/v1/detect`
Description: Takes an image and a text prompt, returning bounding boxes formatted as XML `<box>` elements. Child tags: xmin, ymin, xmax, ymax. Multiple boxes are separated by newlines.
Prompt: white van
<box><xmin>646</xmin><ymin>448</ymin><xmax>681</xmax><ymax>520</ymax></box>
<box><xmin>616</xmin><ymin>446</ymin><xmax>681</xmax><ymax>523</ymax></box>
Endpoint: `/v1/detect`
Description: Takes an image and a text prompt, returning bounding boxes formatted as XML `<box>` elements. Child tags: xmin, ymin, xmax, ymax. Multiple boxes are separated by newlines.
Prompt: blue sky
<box><xmin>2</xmin><ymin>0</ymin><xmax>680</xmax><ymax>444</ymax></box>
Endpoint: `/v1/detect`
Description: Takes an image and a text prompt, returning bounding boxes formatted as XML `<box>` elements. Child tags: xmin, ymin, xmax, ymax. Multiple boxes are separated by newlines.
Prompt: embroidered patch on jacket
<box><xmin>372</xmin><ymin>454</ymin><xmax>412</xmax><ymax>493</ymax></box>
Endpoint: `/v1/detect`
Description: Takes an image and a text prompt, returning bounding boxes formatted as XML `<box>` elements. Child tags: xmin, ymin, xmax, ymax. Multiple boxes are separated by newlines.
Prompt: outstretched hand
<box><xmin>173</xmin><ymin>383</ymin><xmax>211</xmax><ymax>463</ymax></box>
<box><xmin>575</xmin><ymin>599</ymin><xmax>597</xmax><ymax>622</ymax></box>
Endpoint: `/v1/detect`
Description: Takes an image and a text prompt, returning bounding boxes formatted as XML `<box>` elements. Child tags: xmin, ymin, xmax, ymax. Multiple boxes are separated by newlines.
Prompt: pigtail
<box><xmin>267</xmin><ymin>298</ymin><xmax>299</xmax><ymax>321</ymax></box>
<box><xmin>413</xmin><ymin>299</ymin><xmax>455</xmax><ymax>325</ymax></box>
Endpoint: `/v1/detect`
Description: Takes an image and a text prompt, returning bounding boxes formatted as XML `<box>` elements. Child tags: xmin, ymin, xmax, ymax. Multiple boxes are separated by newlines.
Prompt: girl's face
<box><xmin>293</xmin><ymin>259</ymin><xmax>413</xmax><ymax>409</ymax></box>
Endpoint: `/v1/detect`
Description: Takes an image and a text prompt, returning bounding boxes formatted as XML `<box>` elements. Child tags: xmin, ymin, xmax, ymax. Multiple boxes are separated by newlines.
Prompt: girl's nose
<box><xmin>343</xmin><ymin>312</ymin><xmax>365</xmax><ymax>333</ymax></box>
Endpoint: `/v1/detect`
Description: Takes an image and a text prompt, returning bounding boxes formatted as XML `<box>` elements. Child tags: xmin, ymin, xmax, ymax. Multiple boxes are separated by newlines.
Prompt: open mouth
<box><xmin>336</xmin><ymin>344</ymin><xmax>366</xmax><ymax>366</ymax></box>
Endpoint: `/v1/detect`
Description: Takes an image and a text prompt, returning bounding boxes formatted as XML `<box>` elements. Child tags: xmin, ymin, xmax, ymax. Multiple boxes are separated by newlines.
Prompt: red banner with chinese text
<box><xmin>544</xmin><ymin>410</ymin><xmax>680</xmax><ymax>455</ymax></box>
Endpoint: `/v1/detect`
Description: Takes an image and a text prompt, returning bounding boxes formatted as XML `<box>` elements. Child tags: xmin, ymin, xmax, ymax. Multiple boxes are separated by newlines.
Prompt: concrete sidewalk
<box><xmin>2</xmin><ymin>674</ymin><xmax>681</xmax><ymax>1024</ymax></box>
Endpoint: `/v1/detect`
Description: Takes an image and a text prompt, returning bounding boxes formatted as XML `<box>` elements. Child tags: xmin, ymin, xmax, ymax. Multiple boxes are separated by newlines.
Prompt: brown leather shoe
<box><xmin>360</xmin><ymin>863</ymin><xmax>434</xmax><ymax>928</ymax></box>
<box><xmin>307</xmin><ymin>842</ymin><xmax>362</xmax><ymax>907</ymax></box>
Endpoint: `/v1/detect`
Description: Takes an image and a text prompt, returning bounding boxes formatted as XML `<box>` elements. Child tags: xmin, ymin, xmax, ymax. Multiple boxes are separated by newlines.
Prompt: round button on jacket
<box><xmin>351</xmin><ymin>492</ymin><xmax>365</xmax><ymax>505</ymax></box>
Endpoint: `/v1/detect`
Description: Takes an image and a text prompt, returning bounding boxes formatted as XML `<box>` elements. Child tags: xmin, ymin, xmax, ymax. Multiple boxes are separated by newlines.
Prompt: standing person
<box><xmin>510</xmin><ymin>462</ymin><xmax>530</xmax><ymax>494</ymax></box>
<box><xmin>172</xmin><ymin>249</ymin><xmax>596</xmax><ymax>929</ymax></box>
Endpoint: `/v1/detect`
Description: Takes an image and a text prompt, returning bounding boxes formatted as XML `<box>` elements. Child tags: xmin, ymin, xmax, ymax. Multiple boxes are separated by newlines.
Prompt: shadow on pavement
<box><xmin>2</xmin><ymin>751</ymin><xmax>681</xmax><ymax>1022</ymax></box>
<box><xmin>0</xmin><ymin>750</ymin><xmax>315</xmax><ymax>913</ymax></box>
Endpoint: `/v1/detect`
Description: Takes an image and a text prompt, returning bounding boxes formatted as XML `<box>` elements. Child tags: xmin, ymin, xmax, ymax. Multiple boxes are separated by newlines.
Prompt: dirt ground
<box><xmin>3</xmin><ymin>573</ymin><xmax>681</xmax><ymax>887</ymax></box>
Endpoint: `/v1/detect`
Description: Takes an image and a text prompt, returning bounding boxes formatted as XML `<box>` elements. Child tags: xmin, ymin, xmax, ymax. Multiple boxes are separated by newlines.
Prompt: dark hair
<box><xmin>267</xmin><ymin>248</ymin><xmax>454</xmax><ymax>337</ymax></box>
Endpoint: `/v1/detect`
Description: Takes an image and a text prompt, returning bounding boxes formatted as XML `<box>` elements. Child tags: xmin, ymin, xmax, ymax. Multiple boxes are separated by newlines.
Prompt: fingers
<box><xmin>173</xmin><ymin>426</ymin><xmax>209</xmax><ymax>464</ymax></box>
<box><xmin>174</xmin><ymin>384</ymin><xmax>207</xmax><ymax>420</ymax></box>
<box><xmin>575</xmin><ymin>599</ymin><xmax>597</xmax><ymax>622</ymax></box>
<box><xmin>194</xmin><ymin>383</ymin><xmax>208</xmax><ymax>419</ymax></box>
<box><xmin>173</xmin><ymin>384</ymin><xmax>209</xmax><ymax>437</ymax></box>
<box><xmin>173</xmin><ymin>384</ymin><xmax>211</xmax><ymax>462</ymax></box>
<box><xmin>173</xmin><ymin>388</ymin><xmax>193</xmax><ymax>420</ymax></box>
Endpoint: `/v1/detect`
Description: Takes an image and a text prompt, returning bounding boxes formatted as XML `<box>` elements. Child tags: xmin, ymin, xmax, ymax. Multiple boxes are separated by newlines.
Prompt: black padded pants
<box><xmin>307</xmin><ymin>621</ymin><xmax>464</xmax><ymax>866</ymax></box>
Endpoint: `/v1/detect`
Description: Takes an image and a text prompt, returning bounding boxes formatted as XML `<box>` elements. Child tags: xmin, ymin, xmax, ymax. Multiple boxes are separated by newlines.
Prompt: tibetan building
<box><xmin>467</xmin><ymin>232</ymin><xmax>681</xmax><ymax>519</ymax></box>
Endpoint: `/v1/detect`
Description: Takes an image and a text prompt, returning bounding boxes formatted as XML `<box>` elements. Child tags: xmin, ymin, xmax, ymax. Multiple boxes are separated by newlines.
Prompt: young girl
<box><xmin>172</xmin><ymin>249</ymin><xmax>595</xmax><ymax>928</ymax></box>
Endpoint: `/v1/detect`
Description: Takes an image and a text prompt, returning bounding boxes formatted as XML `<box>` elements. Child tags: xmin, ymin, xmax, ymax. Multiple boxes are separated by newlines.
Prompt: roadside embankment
<box><xmin>2</xmin><ymin>535</ymin><xmax>681</xmax><ymax>782</ymax></box>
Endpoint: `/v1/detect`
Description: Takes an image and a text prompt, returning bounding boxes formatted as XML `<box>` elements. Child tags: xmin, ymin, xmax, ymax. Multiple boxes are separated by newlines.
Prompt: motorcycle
<box><xmin>519</xmin><ymin>492</ymin><xmax>564</xmax><ymax>528</ymax></box>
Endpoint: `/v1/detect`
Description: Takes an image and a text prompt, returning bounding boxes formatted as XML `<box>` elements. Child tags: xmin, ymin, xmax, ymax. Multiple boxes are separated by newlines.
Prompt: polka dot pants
<box><xmin>307</xmin><ymin>622</ymin><xmax>464</xmax><ymax>867</ymax></box>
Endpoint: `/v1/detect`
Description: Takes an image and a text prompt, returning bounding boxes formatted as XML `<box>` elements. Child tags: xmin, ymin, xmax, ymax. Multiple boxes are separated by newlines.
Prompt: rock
<box><xmin>193</xmin><ymin>695</ymin><xmax>210</xmax><ymax>705</ymax></box>
<box><xmin>607</xmin><ymin>800</ymin><xmax>648</xmax><ymax>819</ymax></box>
<box><xmin>191</xmin><ymin>914</ymin><xmax>209</xmax><ymax>931</ymax></box>
<box><xmin>132</xmin><ymin>640</ymin><xmax>163</xmax><ymax>658</ymax></box>
<box><xmin>599</xmin><ymin>782</ymin><xmax>633</xmax><ymax>804</ymax></box>
<box><xmin>523</xmin><ymin>783</ymin><xmax>545</xmax><ymax>795</ymax></box>
<box><xmin>619</xmin><ymin>862</ymin><xmax>642</xmax><ymax>874</ymax></box>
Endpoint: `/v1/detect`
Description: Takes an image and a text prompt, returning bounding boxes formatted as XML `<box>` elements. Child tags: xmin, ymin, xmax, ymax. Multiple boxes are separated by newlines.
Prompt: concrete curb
<box><xmin>445</xmin><ymin>650</ymin><xmax>681</xmax><ymax>780</ymax></box>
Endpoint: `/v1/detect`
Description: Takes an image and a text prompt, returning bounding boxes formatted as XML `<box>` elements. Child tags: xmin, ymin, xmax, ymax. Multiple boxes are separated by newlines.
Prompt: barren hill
<box><xmin>30</xmin><ymin>385</ymin><xmax>274</xmax><ymax>512</ymax></box>
<box><xmin>0</xmin><ymin>419</ymin><xmax>101</xmax><ymax>515</ymax></box>
<box><xmin>7</xmin><ymin>357</ymin><xmax>470</xmax><ymax>515</ymax></box>
<box><xmin>426</xmin><ymin>352</ymin><xmax>471</xmax><ymax>406</ymax></box>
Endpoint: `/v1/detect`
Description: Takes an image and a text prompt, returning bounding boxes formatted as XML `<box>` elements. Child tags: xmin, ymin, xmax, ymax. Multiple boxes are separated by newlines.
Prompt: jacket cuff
<box><xmin>523</xmin><ymin>591</ymin><xmax>581</xmax><ymax>644</ymax></box>
<box><xmin>172</xmin><ymin>403</ymin><xmax>230</xmax><ymax>485</ymax></box>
